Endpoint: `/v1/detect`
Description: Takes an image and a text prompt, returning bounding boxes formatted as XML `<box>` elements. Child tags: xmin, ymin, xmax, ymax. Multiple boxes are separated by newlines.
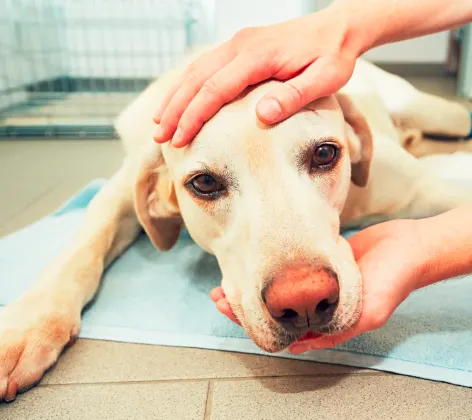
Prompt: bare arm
<box><xmin>335</xmin><ymin>0</ymin><xmax>472</xmax><ymax>51</ymax></box>
<box><xmin>417</xmin><ymin>204</ymin><xmax>472</xmax><ymax>288</ymax></box>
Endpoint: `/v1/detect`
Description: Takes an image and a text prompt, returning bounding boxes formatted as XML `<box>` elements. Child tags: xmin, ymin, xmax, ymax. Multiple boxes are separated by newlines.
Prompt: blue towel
<box><xmin>1</xmin><ymin>180</ymin><xmax>472</xmax><ymax>387</ymax></box>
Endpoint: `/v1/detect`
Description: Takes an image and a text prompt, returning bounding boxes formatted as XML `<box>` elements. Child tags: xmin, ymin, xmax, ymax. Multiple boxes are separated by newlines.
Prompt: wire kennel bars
<box><xmin>0</xmin><ymin>0</ymin><xmax>205</xmax><ymax>139</ymax></box>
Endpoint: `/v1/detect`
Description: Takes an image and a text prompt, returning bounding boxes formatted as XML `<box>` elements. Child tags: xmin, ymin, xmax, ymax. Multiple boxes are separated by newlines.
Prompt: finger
<box><xmin>210</xmin><ymin>287</ymin><xmax>225</xmax><ymax>302</ymax></box>
<box><xmin>215</xmin><ymin>299</ymin><xmax>241</xmax><ymax>326</ymax></box>
<box><xmin>256</xmin><ymin>55</ymin><xmax>354</xmax><ymax>125</ymax></box>
<box><xmin>153</xmin><ymin>73</ymin><xmax>186</xmax><ymax>126</ymax></box>
<box><xmin>154</xmin><ymin>46</ymin><xmax>235</xmax><ymax>143</ymax></box>
<box><xmin>171</xmin><ymin>53</ymin><xmax>275</xmax><ymax>147</ymax></box>
<box><xmin>153</xmin><ymin>45</ymin><xmax>228</xmax><ymax>124</ymax></box>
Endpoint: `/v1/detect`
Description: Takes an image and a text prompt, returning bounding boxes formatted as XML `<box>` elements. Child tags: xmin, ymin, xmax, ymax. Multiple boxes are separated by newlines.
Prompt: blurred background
<box><xmin>1</xmin><ymin>0</ymin><xmax>471</xmax><ymax>139</ymax></box>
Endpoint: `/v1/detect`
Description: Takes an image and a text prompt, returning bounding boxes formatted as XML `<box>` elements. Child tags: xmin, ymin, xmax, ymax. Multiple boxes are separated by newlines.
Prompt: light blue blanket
<box><xmin>1</xmin><ymin>180</ymin><xmax>472</xmax><ymax>387</ymax></box>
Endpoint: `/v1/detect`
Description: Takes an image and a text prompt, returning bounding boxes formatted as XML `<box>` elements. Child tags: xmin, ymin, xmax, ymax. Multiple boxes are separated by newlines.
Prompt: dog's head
<box><xmin>133</xmin><ymin>82</ymin><xmax>372</xmax><ymax>352</ymax></box>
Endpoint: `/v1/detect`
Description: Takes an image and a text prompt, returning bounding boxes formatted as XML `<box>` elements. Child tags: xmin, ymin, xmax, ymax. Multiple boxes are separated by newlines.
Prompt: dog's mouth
<box><xmin>296</xmin><ymin>331</ymin><xmax>323</xmax><ymax>343</ymax></box>
<box><xmin>246</xmin><ymin>327</ymin><xmax>325</xmax><ymax>353</ymax></box>
<box><xmin>224</xmin><ymin>300</ymin><xmax>327</xmax><ymax>351</ymax></box>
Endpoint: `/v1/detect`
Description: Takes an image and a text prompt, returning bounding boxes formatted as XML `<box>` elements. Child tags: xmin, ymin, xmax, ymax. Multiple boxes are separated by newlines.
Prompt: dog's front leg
<box><xmin>0</xmin><ymin>162</ymin><xmax>141</xmax><ymax>402</ymax></box>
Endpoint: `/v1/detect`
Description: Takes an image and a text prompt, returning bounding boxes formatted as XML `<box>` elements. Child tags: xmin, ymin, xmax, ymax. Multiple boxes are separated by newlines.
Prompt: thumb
<box><xmin>256</xmin><ymin>55</ymin><xmax>354</xmax><ymax>124</ymax></box>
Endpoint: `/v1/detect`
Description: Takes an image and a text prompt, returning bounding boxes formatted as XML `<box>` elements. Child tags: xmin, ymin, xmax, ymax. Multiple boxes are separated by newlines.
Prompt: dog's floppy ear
<box><xmin>336</xmin><ymin>93</ymin><xmax>373</xmax><ymax>188</ymax></box>
<box><xmin>133</xmin><ymin>142</ymin><xmax>182</xmax><ymax>251</ymax></box>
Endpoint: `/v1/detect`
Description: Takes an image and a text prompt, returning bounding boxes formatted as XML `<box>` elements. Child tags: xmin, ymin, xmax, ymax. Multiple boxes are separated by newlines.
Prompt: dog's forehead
<box><xmin>163</xmin><ymin>82</ymin><xmax>344</xmax><ymax>173</ymax></box>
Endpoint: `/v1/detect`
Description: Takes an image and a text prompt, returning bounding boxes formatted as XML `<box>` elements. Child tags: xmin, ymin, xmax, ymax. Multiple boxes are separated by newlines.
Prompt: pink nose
<box><xmin>262</xmin><ymin>265</ymin><xmax>340</xmax><ymax>332</ymax></box>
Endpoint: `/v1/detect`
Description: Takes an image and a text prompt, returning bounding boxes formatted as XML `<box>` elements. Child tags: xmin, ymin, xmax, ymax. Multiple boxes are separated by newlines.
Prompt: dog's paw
<box><xmin>0</xmin><ymin>296</ymin><xmax>80</xmax><ymax>403</ymax></box>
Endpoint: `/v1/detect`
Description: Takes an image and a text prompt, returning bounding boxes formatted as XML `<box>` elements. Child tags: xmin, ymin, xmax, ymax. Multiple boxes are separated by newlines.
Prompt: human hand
<box><xmin>210</xmin><ymin>286</ymin><xmax>240</xmax><ymax>326</ymax></box>
<box><xmin>289</xmin><ymin>219</ymin><xmax>428</xmax><ymax>353</ymax></box>
<box><xmin>210</xmin><ymin>219</ymin><xmax>429</xmax><ymax>351</ymax></box>
<box><xmin>153</xmin><ymin>5</ymin><xmax>363</xmax><ymax>147</ymax></box>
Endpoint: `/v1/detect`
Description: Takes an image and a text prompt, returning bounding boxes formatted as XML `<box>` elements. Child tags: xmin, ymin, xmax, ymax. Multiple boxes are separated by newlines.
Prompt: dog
<box><xmin>1</xmin><ymin>54</ymin><xmax>472</xmax><ymax>402</ymax></box>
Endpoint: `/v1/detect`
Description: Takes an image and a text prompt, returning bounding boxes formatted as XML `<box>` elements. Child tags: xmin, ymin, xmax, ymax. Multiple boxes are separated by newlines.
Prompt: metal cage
<box><xmin>1</xmin><ymin>0</ymin><xmax>204</xmax><ymax>139</ymax></box>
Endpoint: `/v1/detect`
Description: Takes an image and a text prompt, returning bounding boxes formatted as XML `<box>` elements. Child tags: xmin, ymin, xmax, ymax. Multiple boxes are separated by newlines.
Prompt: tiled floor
<box><xmin>1</xmin><ymin>76</ymin><xmax>472</xmax><ymax>419</ymax></box>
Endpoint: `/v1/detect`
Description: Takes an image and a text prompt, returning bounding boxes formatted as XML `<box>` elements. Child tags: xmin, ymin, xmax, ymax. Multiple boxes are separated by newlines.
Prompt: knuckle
<box><xmin>232</xmin><ymin>26</ymin><xmax>258</xmax><ymax>44</ymax></box>
<box><xmin>284</xmin><ymin>82</ymin><xmax>305</xmax><ymax>106</ymax></box>
<box><xmin>257</xmin><ymin>46</ymin><xmax>278</xmax><ymax>64</ymax></box>
<box><xmin>201</xmin><ymin>79</ymin><xmax>225</xmax><ymax>102</ymax></box>
<box><xmin>185</xmin><ymin>71</ymin><xmax>199</xmax><ymax>85</ymax></box>
<box><xmin>201</xmin><ymin>78</ymin><xmax>219</xmax><ymax>95</ymax></box>
<box><xmin>184</xmin><ymin>66</ymin><xmax>200</xmax><ymax>85</ymax></box>
<box><xmin>280</xmin><ymin>82</ymin><xmax>306</xmax><ymax>112</ymax></box>
<box><xmin>263</xmin><ymin>53</ymin><xmax>280</xmax><ymax>75</ymax></box>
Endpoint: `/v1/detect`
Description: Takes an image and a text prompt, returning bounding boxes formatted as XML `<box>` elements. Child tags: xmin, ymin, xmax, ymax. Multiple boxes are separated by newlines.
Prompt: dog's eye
<box><xmin>312</xmin><ymin>144</ymin><xmax>338</xmax><ymax>168</ymax></box>
<box><xmin>188</xmin><ymin>174</ymin><xmax>225</xmax><ymax>197</ymax></box>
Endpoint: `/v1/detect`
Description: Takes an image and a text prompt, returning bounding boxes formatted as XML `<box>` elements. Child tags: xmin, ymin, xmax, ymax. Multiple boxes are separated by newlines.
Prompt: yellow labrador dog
<box><xmin>1</xmin><ymin>55</ymin><xmax>472</xmax><ymax>402</ymax></box>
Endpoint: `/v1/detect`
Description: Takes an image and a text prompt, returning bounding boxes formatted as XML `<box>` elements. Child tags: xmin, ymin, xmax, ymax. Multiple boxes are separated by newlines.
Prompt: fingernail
<box><xmin>153</xmin><ymin>125</ymin><xmax>164</xmax><ymax>142</ymax></box>
<box><xmin>258</xmin><ymin>98</ymin><xmax>282</xmax><ymax>123</ymax></box>
<box><xmin>172</xmin><ymin>127</ymin><xmax>184</xmax><ymax>146</ymax></box>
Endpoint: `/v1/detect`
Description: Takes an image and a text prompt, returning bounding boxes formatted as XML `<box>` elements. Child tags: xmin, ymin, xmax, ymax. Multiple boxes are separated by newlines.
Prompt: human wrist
<box><xmin>407</xmin><ymin>218</ymin><xmax>438</xmax><ymax>292</ymax></box>
<box><xmin>326</xmin><ymin>0</ymin><xmax>383</xmax><ymax>55</ymax></box>
<box><xmin>412</xmin><ymin>207</ymin><xmax>472</xmax><ymax>290</ymax></box>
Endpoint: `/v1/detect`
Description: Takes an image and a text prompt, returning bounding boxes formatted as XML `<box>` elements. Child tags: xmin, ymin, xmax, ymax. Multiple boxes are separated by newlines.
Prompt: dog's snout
<box><xmin>262</xmin><ymin>265</ymin><xmax>339</xmax><ymax>332</ymax></box>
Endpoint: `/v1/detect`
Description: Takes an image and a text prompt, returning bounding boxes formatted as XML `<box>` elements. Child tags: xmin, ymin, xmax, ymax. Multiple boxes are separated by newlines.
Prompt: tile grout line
<box><xmin>2</xmin><ymin>184</ymin><xmax>56</xmax><ymax>227</ymax></box>
<box><xmin>39</xmin><ymin>371</ymin><xmax>385</xmax><ymax>389</ymax></box>
<box><xmin>203</xmin><ymin>381</ymin><xmax>214</xmax><ymax>420</ymax></box>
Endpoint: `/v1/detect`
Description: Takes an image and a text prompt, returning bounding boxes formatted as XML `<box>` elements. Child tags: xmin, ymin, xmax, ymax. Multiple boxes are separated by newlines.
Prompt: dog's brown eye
<box><xmin>312</xmin><ymin>144</ymin><xmax>338</xmax><ymax>168</ymax></box>
<box><xmin>189</xmin><ymin>174</ymin><xmax>225</xmax><ymax>197</ymax></box>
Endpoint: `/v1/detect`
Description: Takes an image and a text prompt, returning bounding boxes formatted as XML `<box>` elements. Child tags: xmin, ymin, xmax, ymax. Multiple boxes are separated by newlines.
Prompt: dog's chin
<box><xmin>245</xmin><ymin>305</ymin><xmax>362</xmax><ymax>352</ymax></box>
<box><xmin>242</xmin><ymin>322</ymin><xmax>302</xmax><ymax>353</ymax></box>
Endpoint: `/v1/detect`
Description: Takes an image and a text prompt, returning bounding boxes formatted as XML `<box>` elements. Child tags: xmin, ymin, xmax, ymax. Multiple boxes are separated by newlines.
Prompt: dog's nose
<box><xmin>262</xmin><ymin>265</ymin><xmax>339</xmax><ymax>332</ymax></box>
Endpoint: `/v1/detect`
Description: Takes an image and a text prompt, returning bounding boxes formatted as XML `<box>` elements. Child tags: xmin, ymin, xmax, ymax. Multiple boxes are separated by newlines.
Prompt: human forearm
<box><xmin>329</xmin><ymin>0</ymin><xmax>472</xmax><ymax>54</ymax></box>
<box><xmin>416</xmin><ymin>205</ymin><xmax>472</xmax><ymax>289</ymax></box>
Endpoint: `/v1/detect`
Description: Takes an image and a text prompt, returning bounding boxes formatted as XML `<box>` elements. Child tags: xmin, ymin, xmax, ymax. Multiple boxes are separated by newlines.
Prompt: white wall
<box><xmin>362</xmin><ymin>33</ymin><xmax>449</xmax><ymax>63</ymax></box>
<box><xmin>315</xmin><ymin>0</ymin><xmax>448</xmax><ymax>63</ymax></box>
<box><xmin>213</xmin><ymin>0</ymin><xmax>315</xmax><ymax>42</ymax></box>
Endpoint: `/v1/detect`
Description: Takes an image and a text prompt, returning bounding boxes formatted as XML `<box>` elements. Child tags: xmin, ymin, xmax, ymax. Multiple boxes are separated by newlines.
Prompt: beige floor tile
<box><xmin>1</xmin><ymin>381</ymin><xmax>208</xmax><ymax>420</ymax></box>
<box><xmin>42</xmin><ymin>339</ymin><xmax>371</xmax><ymax>385</ymax></box>
<box><xmin>209</xmin><ymin>375</ymin><xmax>472</xmax><ymax>420</ymax></box>
<box><xmin>0</xmin><ymin>181</ymin><xmax>55</xmax><ymax>230</ymax></box>
<box><xmin>0</xmin><ymin>139</ymin><xmax>123</xmax><ymax>180</ymax></box>
<box><xmin>0</xmin><ymin>139</ymin><xmax>123</xmax><ymax>236</ymax></box>
<box><xmin>2</xmin><ymin>179</ymin><xmax>105</xmax><ymax>236</ymax></box>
